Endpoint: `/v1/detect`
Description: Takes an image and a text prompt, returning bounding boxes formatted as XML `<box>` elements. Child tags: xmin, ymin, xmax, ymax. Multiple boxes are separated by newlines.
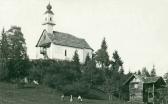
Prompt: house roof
<box><xmin>36</xmin><ymin>30</ymin><xmax>93</xmax><ymax>50</ymax></box>
<box><xmin>123</xmin><ymin>74</ymin><xmax>166</xmax><ymax>85</ymax></box>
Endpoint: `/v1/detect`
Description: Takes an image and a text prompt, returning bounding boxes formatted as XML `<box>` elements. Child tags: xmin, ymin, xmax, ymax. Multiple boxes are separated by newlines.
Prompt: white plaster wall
<box><xmin>36</xmin><ymin>43</ymin><xmax>93</xmax><ymax>63</ymax></box>
<box><xmin>50</xmin><ymin>43</ymin><xmax>92</xmax><ymax>63</ymax></box>
<box><xmin>36</xmin><ymin>47</ymin><xmax>44</xmax><ymax>59</ymax></box>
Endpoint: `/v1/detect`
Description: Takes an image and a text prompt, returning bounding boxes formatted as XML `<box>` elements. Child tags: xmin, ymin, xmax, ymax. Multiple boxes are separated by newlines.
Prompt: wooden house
<box><xmin>123</xmin><ymin>74</ymin><xmax>167</xmax><ymax>104</ymax></box>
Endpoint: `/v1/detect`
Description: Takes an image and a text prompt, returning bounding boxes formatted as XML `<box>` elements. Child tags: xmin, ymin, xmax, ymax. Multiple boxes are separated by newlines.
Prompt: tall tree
<box><xmin>150</xmin><ymin>65</ymin><xmax>156</xmax><ymax>77</ymax></box>
<box><xmin>1</xmin><ymin>28</ymin><xmax>9</xmax><ymax>59</ymax></box>
<box><xmin>141</xmin><ymin>67</ymin><xmax>150</xmax><ymax>77</ymax></box>
<box><xmin>111</xmin><ymin>50</ymin><xmax>123</xmax><ymax>72</ymax></box>
<box><xmin>95</xmin><ymin>38</ymin><xmax>109</xmax><ymax>69</ymax></box>
<box><xmin>72</xmin><ymin>50</ymin><xmax>80</xmax><ymax>66</ymax></box>
<box><xmin>5</xmin><ymin>26</ymin><xmax>30</xmax><ymax>80</ymax></box>
<box><xmin>6</xmin><ymin>26</ymin><xmax>27</xmax><ymax>60</ymax></box>
<box><xmin>84</xmin><ymin>53</ymin><xmax>91</xmax><ymax>65</ymax></box>
<box><xmin>119</xmin><ymin>66</ymin><xmax>124</xmax><ymax>75</ymax></box>
<box><xmin>0</xmin><ymin>28</ymin><xmax>8</xmax><ymax>80</ymax></box>
<box><xmin>72</xmin><ymin>50</ymin><xmax>81</xmax><ymax>79</ymax></box>
<box><xmin>137</xmin><ymin>69</ymin><xmax>141</xmax><ymax>75</ymax></box>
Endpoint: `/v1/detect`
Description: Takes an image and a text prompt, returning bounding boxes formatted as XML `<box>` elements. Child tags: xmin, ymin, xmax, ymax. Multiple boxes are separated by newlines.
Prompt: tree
<box><xmin>119</xmin><ymin>66</ymin><xmax>124</xmax><ymax>75</ymax></box>
<box><xmin>72</xmin><ymin>50</ymin><xmax>81</xmax><ymax>79</ymax></box>
<box><xmin>111</xmin><ymin>50</ymin><xmax>123</xmax><ymax>72</ymax></box>
<box><xmin>150</xmin><ymin>65</ymin><xmax>156</xmax><ymax>77</ymax></box>
<box><xmin>141</xmin><ymin>67</ymin><xmax>150</xmax><ymax>77</ymax></box>
<box><xmin>0</xmin><ymin>28</ymin><xmax>8</xmax><ymax>80</ymax></box>
<box><xmin>163</xmin><ymin>72</ymin><xmax>168</xmax><ymax>84</ymax></box>
<box><xmin>6</xmin><ymin>26</ymin><xmax>27</xmax><ymax>60</ymax></box>
<box><xmin>137</xmin><ymin>70</ymin><xmax>141</xmax><ymax>75</ymax></box>
<box><xmin>72</xmin><ymin>50</ymin><xmax>80</xmax><ymax>65</ymax></box>
<box><xmin>85</xmin><ymin>53</ymin><xmax>91</xmax><ymax>65</ymax></box>
<box><xmin>4</xmin><ymin>26</ymin><xmax>30</xmax><ymax>80</ymax></box>
<box><xmin>95</xmin><ymin>38</ymin><xmax>109</xmax><ymax>69</ymax></box>
<box><xmin>1</xmin><ymin>28</ymin><xmax>9</xmax><ymax>59</ymax></box>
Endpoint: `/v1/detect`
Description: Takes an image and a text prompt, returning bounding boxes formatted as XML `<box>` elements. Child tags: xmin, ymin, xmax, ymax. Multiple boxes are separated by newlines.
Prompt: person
<box><xmin>70</xmin><ymin>95</ymin><xmax>73</xmax><ymax>102</ymax></box>
<box><xmin>61</xmin><ymin>94</ymin><xmax>64</xmax><ymax>101</ymax></box>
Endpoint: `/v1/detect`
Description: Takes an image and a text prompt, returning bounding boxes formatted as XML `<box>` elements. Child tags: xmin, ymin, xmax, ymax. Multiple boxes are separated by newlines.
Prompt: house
<box><xmin>123</xmin><ymin>74</ymin><xmax>167</xmax><ymax>104</ymax></box>
<box><xmin>36</xmin><ymin>3</ymin><xmax>93</xmax><ymax>63</ymax></box>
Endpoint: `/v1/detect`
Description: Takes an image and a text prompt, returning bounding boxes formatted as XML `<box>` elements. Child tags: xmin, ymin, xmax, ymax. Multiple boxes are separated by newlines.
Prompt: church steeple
<box><xmin>42</xmin><ymin>3</ymin><xmax>55</xmax><ymax>34</ymax></box>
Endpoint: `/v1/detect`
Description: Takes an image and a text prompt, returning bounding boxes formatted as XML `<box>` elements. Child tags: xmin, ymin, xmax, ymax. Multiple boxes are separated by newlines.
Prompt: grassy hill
<box><xmin>0</xmin><ymin>82</ymin><xmax>128</xmax><ymax>104</ymax></box>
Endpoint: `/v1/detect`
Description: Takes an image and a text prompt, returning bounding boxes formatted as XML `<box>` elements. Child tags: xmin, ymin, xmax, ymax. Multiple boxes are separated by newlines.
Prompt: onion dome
<box><xmin>45</xmin><ymin>3</ymin><xmax>54</xmax><ymax>15</ymax></box>
<box><xmin>47</xmin><ymin>3</ymin><xmax>52</xmax><ymax>10</ymax></box>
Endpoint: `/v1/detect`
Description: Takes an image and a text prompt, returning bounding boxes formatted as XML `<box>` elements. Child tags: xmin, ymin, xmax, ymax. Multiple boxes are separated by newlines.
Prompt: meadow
<box><xmin>0</xmin><ymin>82</ymin><xmax>129</xmax><ymax>104</ymax></box>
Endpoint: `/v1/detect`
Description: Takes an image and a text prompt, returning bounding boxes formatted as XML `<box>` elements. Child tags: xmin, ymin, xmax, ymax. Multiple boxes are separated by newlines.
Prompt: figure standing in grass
<box><xmin>70</xmin><ymin>95</ymin><xmax>73</xmax><ymax>102</ymax></box>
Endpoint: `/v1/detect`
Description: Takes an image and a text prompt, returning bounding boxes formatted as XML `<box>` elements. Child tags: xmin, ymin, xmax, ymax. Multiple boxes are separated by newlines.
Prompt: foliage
<box><xmin>85</xmin><ymin>53</ymin><xmax>91</xmax><ymax>65</ymax></box>
<box><xmin>82</xmin><ymin>59</ymin><xmax>105</xmax><ymax>87</ymax></box>
<box><xmin>0</xmin><ymin>28</ymin><xmax>8</xmax><ymax>80</ymax></box>
<box><xmin>0</xmin><ymin>26</ymin><xmax>30</xmax><ymax>81</ymax></box>
<box><xmin>163</xmin><ymin>72</ymin><xmax>168</xmax><ymax>84</ymax></box>
<box><xmin>95</xmin><ymin>38</ymin><xmax>109</xmax><ymax>69</ymax></box>
<box><xmin>150</xmin><ymin>65</ymin><xmax>157</xmax><ymax>77</ymax></box>
<box><xmin>141</xmin><ymin>67</ymin><xmax>150</xmax><ymax>77</ymax></box>
<box><xmin>111</xmin><ymin>50</ymin><xmax>123</xmax><ymax>72</ymax></box>
<box><xmin>137</xmin><ymin>69</ymin><xmax>141</xmax><ymax>75</ymax></box>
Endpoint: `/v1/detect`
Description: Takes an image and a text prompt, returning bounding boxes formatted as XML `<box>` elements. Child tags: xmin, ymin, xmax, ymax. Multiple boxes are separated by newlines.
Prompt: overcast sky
<box><xmin>0</xmin><ymin>0</ymin><xmax>168</xmax><ymax>76</ymax></box>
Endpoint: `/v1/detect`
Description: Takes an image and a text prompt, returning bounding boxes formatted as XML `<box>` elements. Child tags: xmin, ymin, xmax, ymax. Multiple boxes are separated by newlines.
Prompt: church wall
<box><xmin>36</xmin><ymin>47</ymin><xmax>44</xmax><ymax>59</ymax></box>
<box><xmin>50</xmin><ymin>43</ymin><xmax>92</xmax><ymax>63</ymax></box>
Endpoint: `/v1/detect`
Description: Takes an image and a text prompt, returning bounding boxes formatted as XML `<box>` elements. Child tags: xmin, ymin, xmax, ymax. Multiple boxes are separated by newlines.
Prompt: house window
<box><xmin>50</xmin><ymin>17</ymin><xmax>52</xmax><ymax>21</ymax></box>
<box><xmin>65</xmin><ymin>50</ymin><xmax>67</xmax><ymax>56</ymax></box>
<box><xmin>45</xmin><ymin>17</ymin><xmax>47</xmax><ymax>21</ymax></box>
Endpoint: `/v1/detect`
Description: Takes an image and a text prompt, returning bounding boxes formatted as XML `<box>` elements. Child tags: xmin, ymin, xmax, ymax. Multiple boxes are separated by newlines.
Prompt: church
<box><xmin>36</xmin><ymin>3</ymin><xmax>93</xmax><ymax>63</ymax></box>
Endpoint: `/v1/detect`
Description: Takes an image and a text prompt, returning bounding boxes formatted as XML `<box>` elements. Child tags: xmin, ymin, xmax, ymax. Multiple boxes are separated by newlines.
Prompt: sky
<box><xmin>0</xmin><ymin>0</ymin><xmax>168</xmax><ymax>76</ymax></box>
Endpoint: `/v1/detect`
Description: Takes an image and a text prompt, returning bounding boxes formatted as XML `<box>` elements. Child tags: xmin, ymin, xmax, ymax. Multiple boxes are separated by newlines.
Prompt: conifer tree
<box><xmin>150</xmin><ymin>65</ymin><xmax>156</xmax><ymax>77</ymax></box>
<box><xmin>85</xmin><ymin>53</ymin><xmax>91</xmax><ymax>65</ymax></box>
<box><xmin>137</xmin><ymin>70</ymin><xmax>141</xmax><ymax>75</ymax></box>
<box><xmin>111</xmin><ymin>50</ymin><xmax>123</xmax><ymax>72</ymax></box>
<box><xmin>141</xmin><ymin>67</ymin><xmax>150</xmax><ymax>77</ymax></box>
<box><xmin>95</xmin><ymin>37</ymin><xmax>109</xmax><ymax>69</ymax></box>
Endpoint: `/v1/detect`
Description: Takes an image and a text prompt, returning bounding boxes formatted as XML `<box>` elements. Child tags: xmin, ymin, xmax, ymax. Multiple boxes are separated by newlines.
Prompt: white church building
<box><xmin>36</xmin><ymin>3</ymin><xmax>93</xmax><ymax>63</ymax></box>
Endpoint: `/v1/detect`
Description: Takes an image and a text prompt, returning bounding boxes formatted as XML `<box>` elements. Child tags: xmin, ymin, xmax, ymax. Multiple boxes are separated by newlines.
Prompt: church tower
<box><xmin>42</xmin><ymin>3</ymin><xmax>55</xmax><ymax>34</ymax></box>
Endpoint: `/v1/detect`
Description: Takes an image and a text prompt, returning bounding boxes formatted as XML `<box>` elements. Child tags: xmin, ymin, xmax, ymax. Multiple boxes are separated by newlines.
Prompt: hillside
<box><xmin>0</xmin><ymin>82</ymin><xmax>128</xmax><ymax>104</ymax></box>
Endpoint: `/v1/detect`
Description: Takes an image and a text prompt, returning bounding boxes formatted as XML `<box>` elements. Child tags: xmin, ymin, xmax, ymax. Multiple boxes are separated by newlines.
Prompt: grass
<box><xmin>0</xmin><ymin>82</ymin><xmax>128</xmax><ymax>104</ymax></box>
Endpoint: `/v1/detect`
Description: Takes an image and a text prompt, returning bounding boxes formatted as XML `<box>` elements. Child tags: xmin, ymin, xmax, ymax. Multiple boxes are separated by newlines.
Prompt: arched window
<box><xmin>65</xmin><ymin>50</ymin><xmax>67</xmax><ymax>56</ymax></box>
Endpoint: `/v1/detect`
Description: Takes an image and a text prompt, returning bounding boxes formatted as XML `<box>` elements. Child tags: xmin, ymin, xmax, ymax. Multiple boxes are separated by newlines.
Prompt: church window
<box><xmin>65</xmin><ymin>50</ymin><xmax>67</xmax><ymax>56</ymax></box>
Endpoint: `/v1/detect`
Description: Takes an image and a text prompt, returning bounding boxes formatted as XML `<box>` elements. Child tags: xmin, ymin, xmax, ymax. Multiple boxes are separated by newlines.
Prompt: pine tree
<box><xmin>72</xmin><ymin>50</ymin><xmax>80</xmax><ymax>65</ymax></box>
<box><xmin>72</xmin><ymin>50</ymin><xmax>81</xmax><ymax>74</ymax></box>
<box><xmin>84</xmin><ymin>53</ymin><xmax>91</xmax><ymax>65</ymax></box>
<box><xmin>150</xmin><ymin>65</ymin><xmax>156</xmax><ymax>77</ymax></box>
<box><xmin>119</xmin><ymin>66</ymin><xmax>124</xmax><ymax>75</ymax></box>
<box><xmin>101</xmin><ymin>37</ymin><xmax>107</xmax><ymax>50</ymax></box>
<box><xmin>137</xmin><ymin>70</ymin><xmax>141</xmax><ymax>75</ymax></box>
<box><xmin>95</xmin><ymin>38</ymin><xmax>109</xmax><ymax>69</ymax></box>
<box><xmin>0</xmin><ymin>28</ymin><xmax>8</xmax><ymax>80</ymax></box>
<box><xmin>141</xmin><ymin>67</ymin><xmax>150</xmax><ymax>77</ymax></box>
<box><xmin>111</xmin><ymin>50</ymin><xmax>123</xmax><ymax>72</ymax></box>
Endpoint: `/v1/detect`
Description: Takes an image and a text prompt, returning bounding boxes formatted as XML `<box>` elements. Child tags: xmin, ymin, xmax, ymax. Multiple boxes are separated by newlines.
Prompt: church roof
<box><xmin>36</xmin><ymin>30</ymin><xmax>93</xmax><ymax>50</ymax></box>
